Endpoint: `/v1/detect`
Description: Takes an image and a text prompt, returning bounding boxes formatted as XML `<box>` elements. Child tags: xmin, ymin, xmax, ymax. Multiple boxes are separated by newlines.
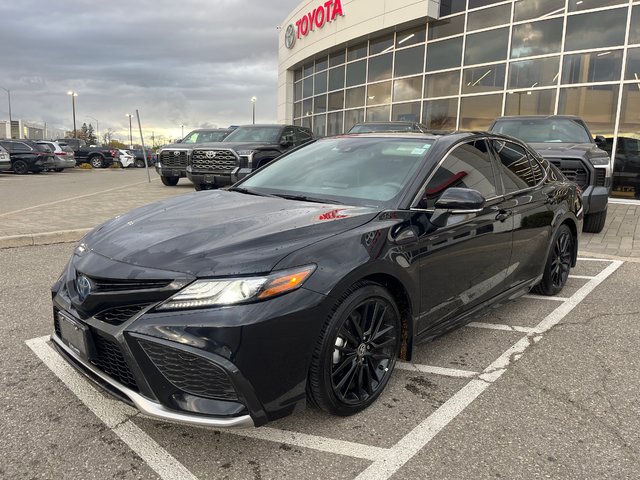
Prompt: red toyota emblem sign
<box><xmin>290</xmin><ymin>0</ymin><xmax>344</xmax><ymax>46</ymax></box>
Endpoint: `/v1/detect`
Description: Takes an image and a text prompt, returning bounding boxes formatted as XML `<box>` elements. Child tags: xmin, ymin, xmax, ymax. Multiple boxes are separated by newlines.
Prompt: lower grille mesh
<box><xmin>91</xmin><ymin>332</ymin><xmax>139</xmax><ymax>391</ymax></box>
<box><xmin>94</xmin><ymin>304</ymin><xmax>152</xmax><ymax>325</ymax></box>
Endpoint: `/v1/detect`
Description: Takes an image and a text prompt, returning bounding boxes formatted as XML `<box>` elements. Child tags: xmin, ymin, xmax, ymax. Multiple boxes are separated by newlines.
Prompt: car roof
<box><xmin>494</xmin><ymin>115</ymin><xmax>584</xmax><ymax>121</ymax></box>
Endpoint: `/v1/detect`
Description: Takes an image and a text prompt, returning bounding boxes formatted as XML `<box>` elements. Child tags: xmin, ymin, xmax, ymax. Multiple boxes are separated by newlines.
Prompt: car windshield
<box><xmin>36</xmin><ymin>143</ymin><xmax>52</xmax><ymax>152</ymax></box>
<box><xmin>224</xmin><ymin>126</ymin><xmax>282</xmax><ymax>143</ymax></box>
<box><xmin>492</xmin><ymin>118</ymin><xmax>592</xmax><ymax>144</ymax></box>
<box><xmin>238</xmin><ymin>137</ymin><xmax>433</xmax><ymax>208</ymax></box>
<box><xmin>181</xmin><ymin>130</ymin><xmax>229</xmax><ymax>144</ymax></box>
<box><xmin>350</xmin><ymin>123</ymin><xmax>414</xmax><ymax>133</ymax></box>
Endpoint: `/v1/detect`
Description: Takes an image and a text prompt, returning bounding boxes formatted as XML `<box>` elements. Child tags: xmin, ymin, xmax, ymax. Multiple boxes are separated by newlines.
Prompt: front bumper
<box><xmin>186</xmin><ymin>170</ymin><xmax>235</xmax><ymax>187</ymax></box>
<box><xmin>582</xmin><ymin>185</ymin><xmax>609</xmax><ymax>215</ymax></box>
<box><xmin>155</xmin><ymin>165</ymin><xmax>186</xmax><ymax>178</ymax></box>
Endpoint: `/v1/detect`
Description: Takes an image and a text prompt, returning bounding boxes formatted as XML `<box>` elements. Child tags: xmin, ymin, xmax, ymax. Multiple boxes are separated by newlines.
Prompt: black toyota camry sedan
<box><xmin>51</xmin><ymin>132</ymin><xmax>583</xmax><ymax>427</ymax></box>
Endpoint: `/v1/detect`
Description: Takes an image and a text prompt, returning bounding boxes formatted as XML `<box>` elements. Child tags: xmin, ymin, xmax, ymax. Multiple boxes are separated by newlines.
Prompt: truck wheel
<box><xmin>135</xmin><ymin>159</ymin><xmax>145</xmax><ymax>168</ymax></box>
<box><xmin>160</xmin><ymin>175</ymin><xmax>179</xmax><ymax>186</ymax></box>
<box><xmin>89</xmin><ymin>156</ymin><xmax>104</xmax><ymax>168</ymax></box>
<box><xmin>583</xmin><ymin>208</ymin><xmax>607</xmax><ymax>234</ymax></box>
<box><xmin>54</xmin><ymin>168</ymin><xmax>64</xmax><ymax>172</ymax></box>
<box><xmin>12</xmin><ymin>160</ymin><xmax>29</xmax><ymax>174</ymax></box>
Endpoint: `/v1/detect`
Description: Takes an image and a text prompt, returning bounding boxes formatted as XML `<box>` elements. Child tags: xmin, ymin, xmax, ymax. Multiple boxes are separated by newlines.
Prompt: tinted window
<box><xmin>428</xmin><ymin>15</ymin><xmax>464</xmax><ymax>40</ymax></box>
<box><xmin>562</xmin><ymin>50</ymin><xmax>623</xmax><ymax>84</ymax></box>
<box><xmin>224</xmin><ymin>126</ymin><xmax>283</xmax><ymax>143</ymax></box>
<box><xmin>346</xmin><ymin>60</ymin><xmax>366</xmax><ymax>87</ymax></box>
<box><xmin>564</xmin><ymin>9</ymin><xmax>627</xmax><ymax>52</ymax></box>
<box><xmin>368</xmin><ymin>53</ymin><xmax>393</xmax><ymax>82</ymax></box>
<box><xmin>394</xmin><ymin>46</ymin><xmax>425</xmax><ymax>77</ymax></box>
<box><xmin>12</xmin><ymin>142</ymin><xmax>32</xmax><ymax>152</ymax></box>
<box><xmin>529</xmin><ymin>154</ymin><xmax>545</xmax><ymax>184</ymax></box>
<box><xmin>420</xmin><ymin>140</ymin><xmax>498</xmax><ymax>209</ymax></box>
<box><xmin>491</xmin><ymin>118</ymin><xmax>592</xmax><ymax>144</ymax></box>
<box><xmin>426</xmin><ymin>37</ymin><xmax>463</xmax><ymax>71</ymax></box>
<box><xmin>492</xmin><ymin>140</ymin><xmax>537</xmax><ymax>192</ymax></box>
<box><xmin>296</xmin><ymin>128</ymin><xmax>313</xmax><ymax>144</ymax></box>
<box><xmin>511</xmin><ymin>18</ymin><xmax>563</xmax><ymax>59</ymax></box>
<box><xmin>467</xmin><ymin>4</ymin><xmax>511</xmax><ymax>31</ymax></box>
<box><xmin>464</xmin><ymin>28</ymin><xmax>509</xmax><ymax>65</ymax></box>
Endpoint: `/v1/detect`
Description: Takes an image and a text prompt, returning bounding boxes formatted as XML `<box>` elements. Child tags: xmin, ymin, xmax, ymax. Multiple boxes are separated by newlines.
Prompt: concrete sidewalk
<box><xmin>0</xmin><ymin>180</ymin><xmax>639</xmax><ymax>259</ymax></box>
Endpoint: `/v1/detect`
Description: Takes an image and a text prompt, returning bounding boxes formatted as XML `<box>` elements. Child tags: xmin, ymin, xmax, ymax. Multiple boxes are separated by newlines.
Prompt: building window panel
<box><xmin>568</xmin><ymin>0</ymin><xmax>628</xmax><ymax>12</ymax></box>
<box><xmin>562</xmin><ymin>50</ymin><xmax>623</xmax><ymax>85</ymax></box>
<box><xmin>625</xmin><ymin>47</ymin><xmax>640</xmax><ymax>81</ymax></box>
<box><xmin>346</xmin><ymin>60</ymin><xmax>367</xmax><ymax>87</ymax></box>
<box><xmin>426</xmin><ymin>37</ymin><xmax>463</xmax><ymax>72</ymax></box>
<box><xmin>394</xmin><ymin>76</ymin><xmax>424</xmax><ymax>102</ymax></box>
<box><xmin>314</xmin><ymin>71</ymin><xmax>328</xmax><ymax>95</ymax></box>
<box><xmin>558</xmin><ymin>85</ymin><xmax>619</xmax><ymax>136</ymax></box>
<box><xmin>367</xmin><ymin>81</ymin><xmax>392</xmax><ymax>106</ymax></box>
<box><xmin>392</xmin><ymin>102</ymin><xmax>421</xmax><ymax>122</ymax></box>
<box><xmin>509</xmin><ymin>57</ymin><xmax>560</xmax><ymax>90</ymax></box>
<box><xmin>465</xmin><ymin>28</ymin><xmax>509</xmax><ymax>66</ymax></box>
<box><xmin>294</xmin><ymin>101</ymin><xmax>302</xmax><ymax>119</ymax></box>
<box><xmin>370</xmin><ymin>34</ymin><xmax>395</xmax><ymax>55</ymax></box>
<box><xmin>467</xmin><ymin>4</ymin><xmax>512</xmax><ymax>32</ymax></box>
<box><xmin>314</xmin><ymin>95</ymin><xmax>328</xmax><ymax>114</ymax></box>
<box><xmin>345</xmin><ymin>109</ymin><xmax>365</xmax><ymax>132</ymax></box>
<box><xmin>425</xmin><ymin>70</ymin><xmax>460</xmax><ymax>98</ymax></box>
<box><xmin>328</xmin><ymin>91</ymin><xmax>345</xmax><ymax>111</ymax></box>
<box><xmin>303</xmin><ymin>63</ymin><xmax>314</xmax><ymax>78</ymax></box>
<box><xmin>313</xmin><ymin>114</ymin><xmax>327</xmax><ymax>137</ymax></box>
<box><xmin>459</xmin><ymin>94</ymin><xmax>503</xmax><ymax>131</ymax></box>
<box><xmin>613</xmin><ymin>84</ymin><xmax>640</xmax><ymax>199</ymax></box>
<box><xmin>394</xmin><ymin>46</ymin><xmax>425</xmax><ymax>78</ymax></box>
<box><xmin>366</xmin><ymin>105</ymin><xmax>391</xmax><ymax>122</ymax></box>
<box><xmin>328</xmin><ymin>66</ymin><xmax>345</xmax><ymax>91</ymax></box>
<box><xmin>345</xmin><ymin>86</ymin><xmax>366</xmax><ymax>109</ymax></box>
<box><xmin>428</xmin><ymin>14</ymin><xmax>465</xmax><ymax>41</ymax></box>
<box><xmin>303</xmin><ymin>98</ymin><xmax>313</xmax><ymax>117</ymax></box>
<box><xmin>396</xmin><ymin>26</ymin><xmax>426</xmax><ymax>48</ymax></box>
<box><xmin>368</xmin><ymin>53</ymin><xmax>393</xmax><ymax>82</ymax></box>
<box><xmin>468</xmin><ymin>0</ymin><xmax>504</xmax><ymax>9</ymax></box>
<box><xmin>564</xmin><ymin>9</ymin><xmax>627</xmax><ymax>52</ymax></box>
<box><xmin>348</xmin><ymin>43</ymin><xmax>368</xmax><ymax>62</ymax></box>
<box><xmin>422</xmin><ymin>98</ymin><xmax>458</xmax><ymax>130</ymax></box>
<box><xmin>329</xmin><ymin>50</ymin><xmax>346</xmax><ymax>67</ymax></box>
<box><xmin>462</xmin><ymin>64</ymin><xmax>506</xmax><ymax>94</ymax></box>
<box><xmin>294</xmin><ymin>81</ymin><xmax>302</xmax><ymax>102</ymax></box>
<box><xmin>440</xmin><ymin>0</ymin><xmax>466</xmax><ymax>17</ymax></box>
<box><xmin>514</xmin><ymin>0</ymin><xmax>565</xmax><ymax>22</ymax></box>
<box><xmin>294</xmin><ymin>69</ymin><xmax>303</xmax><ymax>82</ymax></box>
<box><xmin>630</xmin><ymin>6</ymin><xmax>640</xmax><ymax>45</ymax></box>
<box><xmin>303</xmin><ymin>76</ymin><xmax>313</xmax><ymax>98</ymax></box>
<box><xmin>505</xmin><ymin>89</ymin><xmax>556</xmax><ymax>116</ymax></box>
<box><xmin>327</xmin><ymin>112</ymin><xmax>344</xmax><ymax>136</ymax></box>
<box><xmin>511</xmin><ymin>18</ymin><xmax>563</xmax><ymax>59</ymax></box>
<box><xmin>315</xmin><ymin>56</ymin><xmax>328</xmax><ymax>73</ymax></box>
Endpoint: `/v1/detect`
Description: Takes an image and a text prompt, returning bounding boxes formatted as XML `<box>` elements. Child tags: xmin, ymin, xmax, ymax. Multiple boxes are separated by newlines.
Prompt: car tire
<box><xmin>533</xmin><ymin>224</ymin><xmax>575</xmax><ymax>296</ymax></box>
<box><xmin>583</xmin><ymin>208</ymin><xmax>607</xmax><ymax>234</ymax></box>
<box><xmin>308</xmin><ymin>282</ymin><xmax>401</xmax><ymax>416</ymax></box>
<box><xmin>54</xmin><ymin>168</ymin><xmax>64</xmax><ymax>172</ymax></box>
<box><xmin>135</xmin><ymin>159</ymin><xmax>145</xmax><ymax>168</ymax></box>
<box><xmin>12</xmin><ymin>160</ymin><xmax>29</xmax><ymax>175</ymax></box>
<box><xmin>160</xmin><ymin>175</ymin><xmax>179</xmax><ymax>186</ymax></box>
<box><xmin>89</xmin><ymin>156</ymin><xmax>104</xmax><ymax>169</ymax></box>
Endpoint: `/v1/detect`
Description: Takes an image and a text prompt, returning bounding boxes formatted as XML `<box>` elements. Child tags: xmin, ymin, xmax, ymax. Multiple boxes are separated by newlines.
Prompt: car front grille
<box><xmin>549</xmin><ymin>159</ymin><xmax>590</xmax><ymax>190</ymax></box>
<box><xmin>94</xmin><ymin>304</ymin><xmax>152</xmax><ymax>325</ymax></box>
<box><xmin>191</xmin><ymin>149</ymin><xmax>237</xmax><ymax>172</ymax></box>
<box><xmin>139</xmin><ymin>339</ymin><xmax>238</xmax><ymax>401</ymax></box>
<box><xmin>91</xmin><ymin>331</ymin><xmax>139</xmax><ymax>391</ymax></box>
<box><xmin>160</xmin><ymin>150</ymin><xmax>188</xmax><ymax>168</ymax></box>
<box><xmin>86</xmin><ymin>276</ymin><xmax>172</xmax><ymax>292</ymax></box>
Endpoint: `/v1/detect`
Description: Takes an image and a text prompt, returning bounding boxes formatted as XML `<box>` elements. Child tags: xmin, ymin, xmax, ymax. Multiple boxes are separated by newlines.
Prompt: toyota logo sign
<box><xmin>285</xmin><ymin>24</ymin><xmax>296</xmax><ymax>49</ymax></box>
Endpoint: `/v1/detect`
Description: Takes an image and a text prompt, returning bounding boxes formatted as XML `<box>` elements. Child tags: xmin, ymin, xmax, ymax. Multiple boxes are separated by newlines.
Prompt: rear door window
<box><xmin>492</xmin><ymin>140</ymin><xmax>537</xmax><ymax>192</ymax></box>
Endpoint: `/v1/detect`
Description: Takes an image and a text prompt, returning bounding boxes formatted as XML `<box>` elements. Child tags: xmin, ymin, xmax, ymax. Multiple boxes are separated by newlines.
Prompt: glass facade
<box><xmin>291</xmin><ymin>0</ymin><xmax>640</xmax><ymax>199</ymax></box>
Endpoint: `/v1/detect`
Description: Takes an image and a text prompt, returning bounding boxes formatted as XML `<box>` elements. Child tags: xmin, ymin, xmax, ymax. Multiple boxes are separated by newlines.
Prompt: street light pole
<box><xmin>126</xmin><ymin>114</ymin><xmax>133</xmax><ymax>148</ymax></box>
<box><xmin>0</xmin><ymin>87</ymin><xmax>12</xmax><ymax>138</ymax></box>
<box><xmin>251</xmin><ymin>97</ymin><xmax>257</xmax><ymax>124</ymax></box>
<box><xmin>67</xmin><ymin>91</ymin><xmax>78</xmax><ymax>138</ymax></box>
<box><xmin>86</xmin><ymin>116</ymin><xmax>99</xmax><ymax>143</ymax></box>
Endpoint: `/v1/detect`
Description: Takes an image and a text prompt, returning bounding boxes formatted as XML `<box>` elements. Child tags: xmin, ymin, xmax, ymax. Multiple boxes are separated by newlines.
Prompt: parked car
<box><xmin>37</xmin><ymin>141</ymin><xmax>76</xmax><ymax>172</ymax></box>
<box><xmin>56</xmin><ymin>138</ymin><xmax>119</xmax><ymax>168</ymax></box>
<box><xmin>602</xmin><ymin>136</ymin><xmax>640</xmax><ymax>199</ymax></box>
<box><xmin>0</xmin><ymin>144</ymin><xmax>11</xmax><ymax>172</ymax></box>
<box><xmin>186</xmin><ymin>124</ymin><xmax>314</xmax><ymax>191</ymax></box>
<box><xmin>0</xmin><ymin>139</ymin><xmax>55</xmax><ymax>174</ymax></box>
<box><xmin>130</xmin><ymin>148</ymin><xmax>155</xmax><ymax>168</ymax></box>
<box><xmin>117</xmin><ymin>149</ymin><xmax>135</xmax><ymax>168</ymax></box>
<box><xmin>50</xmin><ymin>132</ymin><xmax>581</xmax><ymax>427</ymax></box>
<box><xmin>349</xmin><ymin>121</ymin><xmax>432</xmax><ymax>134</ymax></box>
<box><xmin>489</xmin><ymin>115</ymin><xmax>611</xmax><ymax>233</ymax></box>
<box><xmin>156</xmin><ymin>128</ymin><xmax>233</xmax><ymax>186</ymax></box>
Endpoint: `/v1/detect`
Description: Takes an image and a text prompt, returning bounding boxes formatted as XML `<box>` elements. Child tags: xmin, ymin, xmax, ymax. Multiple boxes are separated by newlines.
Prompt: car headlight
<box><xmin>237</xmin><ymin>150</ymin><xmax>255</xmax><ymax>157</ymax></box>
<box><xmin>156</xmin><ymin>265</ymin><xmax>316</xmax><ymax>311</ymax></box>
<box><xmin>589</xmin><ymin>156</ymin><xmax>610</xmax><ymax>166</ymax></box>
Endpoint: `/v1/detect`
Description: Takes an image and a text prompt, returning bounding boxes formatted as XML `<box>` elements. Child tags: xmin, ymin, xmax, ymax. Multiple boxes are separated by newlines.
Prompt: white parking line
<box><xmin>522</xmin><ymin>294</ymin><xmax>569</xmax><ymax>302</ymax></box>
<box><xmin>26</xmin><ymin>336</ymin><xmax>199</xmax><ymax>480</ymax></box>
<box><xmin>568</xmin><ymin>275</ymin><xmax>596</xmax><ymax>280</ymax></box>
<box><xmin>466</xmin><ymin>322</ymin><xmax>535</xmax><ymax>334</ymax></box>
<box><xmin>396</xmin><ymin>362</ymin><xmax>478</xmax><ymax>378</ymax></box>
<box><xmin>576</xmin><ymin>257</ymin><xmax>614</xmax><ymax>262</ymax></box>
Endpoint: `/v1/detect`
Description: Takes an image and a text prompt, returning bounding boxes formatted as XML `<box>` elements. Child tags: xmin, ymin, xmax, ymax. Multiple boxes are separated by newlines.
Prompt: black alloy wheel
<box><xmin>12</xmin><ymin>160</ymin><xmax>29</xmax><ymax>175</ymax></box>
<box><xmin>308</xmin><ymin>282</ymin><xmax>400</xmax><ymax>416</ymax></box>
<box><xmin>160</xmin><ymin>175</ymin><xmax>179</xmax><ymax>186</ymax></box>
<box><xmin>534</xmin><ymin>224</ymin><xmax>574</xmax><ymax>296</ymax></box>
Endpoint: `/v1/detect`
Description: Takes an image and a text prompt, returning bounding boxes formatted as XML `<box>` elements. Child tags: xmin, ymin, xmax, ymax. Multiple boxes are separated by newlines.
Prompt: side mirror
<box><xmin>431</xmin><ymin>188</ymin><xmax>485</xmax><ymax>228</ymax></box>
<box><xmin>176</xmin><ymin>139</ymin><xmax>183</xmax><ymax>143</ymax></box>
<box><xmin>594</xmin><ymin>135</ymin><xmax>606</xmax><ymax>145</ymax></box>
<box><xmin>280</xmin><ymin>138</ymin><xmax>291</xmax><ymax>148</ymax></box>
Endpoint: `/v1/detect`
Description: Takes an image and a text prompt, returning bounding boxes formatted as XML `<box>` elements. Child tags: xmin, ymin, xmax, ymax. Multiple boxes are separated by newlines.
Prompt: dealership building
<box><xmin>277</xmin><ymin>0</ymin><xmax>640</xmax><ymax>199</ymax></box>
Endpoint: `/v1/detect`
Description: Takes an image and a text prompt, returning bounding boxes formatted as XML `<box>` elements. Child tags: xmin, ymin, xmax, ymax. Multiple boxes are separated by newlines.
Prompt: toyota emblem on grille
<box><xmin>76</xmin><ymin>274</ymin><xmax>92</xmax><ymax>302</ymax></box>
<box><xmin>206</xmin><ymin>151</ymin><xmax>215</xmax><ymax>158</ymax></box>
<box><xmin>173</xmin><ymin>151</ymin><xmax>180</xmax><ymax>156</ymax></box>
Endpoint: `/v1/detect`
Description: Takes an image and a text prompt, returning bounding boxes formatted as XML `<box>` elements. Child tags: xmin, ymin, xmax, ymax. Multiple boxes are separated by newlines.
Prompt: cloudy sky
<box><xmin>0</xmin><ymin>0</ymin><xmax>296</xmax><ymax>143</ymax></box>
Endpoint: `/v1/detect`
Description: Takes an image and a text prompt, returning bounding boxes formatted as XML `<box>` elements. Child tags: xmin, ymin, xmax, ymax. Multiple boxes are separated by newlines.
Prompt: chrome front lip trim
<box><xmin>51</xmin><ymin>334</ymin><xmax>255</xmax><ymax>428</ymax></box>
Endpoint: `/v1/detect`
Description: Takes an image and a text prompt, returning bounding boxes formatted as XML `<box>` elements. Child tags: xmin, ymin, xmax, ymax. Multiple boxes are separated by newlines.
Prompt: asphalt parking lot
<box><xmin>2</xmin><ymin>172</ymin><xmax>640</xmax><ymax>479</ymax></box>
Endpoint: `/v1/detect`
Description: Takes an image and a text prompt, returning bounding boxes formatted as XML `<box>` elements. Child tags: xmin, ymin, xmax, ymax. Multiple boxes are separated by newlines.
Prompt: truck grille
<box><xmin>139</xmin><ymin>339</ymin><xmax>238</xmax><ymax>401</ymax></box>
<box><xmin>549</xmin><ymin>159</ymin><xmax>589</xmax><ymax>190</ymax></box>
<box><xmin>160</xmin><ymin>150</ymin><xmax>188</xmax><ymax>168</ymax></box>
<box><xmin>191</xmin><ymin>149</ymin><xmax>237</xmax><ymax>172</ymax></box>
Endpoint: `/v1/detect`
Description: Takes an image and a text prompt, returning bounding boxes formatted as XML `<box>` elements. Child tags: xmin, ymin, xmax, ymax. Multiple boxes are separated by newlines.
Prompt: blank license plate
<box><xmin>58</xmin><ymin>312</ymin><xmax>93</xmax><ymax>360</ymax></box>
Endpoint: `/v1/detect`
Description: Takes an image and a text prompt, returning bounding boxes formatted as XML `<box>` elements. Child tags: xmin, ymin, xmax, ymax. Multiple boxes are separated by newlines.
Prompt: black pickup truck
<box><xmin>56</xmin><ymin>138</ymin><xmax>119</xmax><ymax>168</ymax></box>
<box><xmin>186</xmin><ymin>124</ymin><xmax>314</xmax><ymax>191</ymax></box>
<box><xmin>489</xmin><ymin>115</ymin><xmax>611</xmax><ymax>233</ymax></box>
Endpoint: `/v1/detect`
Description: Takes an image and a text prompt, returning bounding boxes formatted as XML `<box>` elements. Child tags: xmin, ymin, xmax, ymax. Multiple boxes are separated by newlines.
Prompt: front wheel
<box><xmin>12</xmin><ymin>160</ymin><xmax>29</xmax><ymax>174</ymax></box>
<box><xmin>534</xmin><ymin>224</ymin><xmax>575</xmax><ymax>296</ymax></box>
<box><xmin>54</xmin><ymin>168</ymin><xmax>64</xmax><ymax>172</ymax></box>
<box><xmin>160</xmin><ymin>175</ymin><xmax>179</xmax><ymax>186</ymax></box>
<box><xmin>308</xmin><ymin>282</ymin><xmax>401</xmax><ymax>416</ymax></box>
<box><xmin>89</xmin><ymin>156</ymin><xmax>104</xmax><ymax>169</ymax></box>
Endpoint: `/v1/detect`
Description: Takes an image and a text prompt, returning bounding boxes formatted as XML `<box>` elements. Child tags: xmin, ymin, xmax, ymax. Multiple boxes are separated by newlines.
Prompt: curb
<box><xmin>0</xmin><ymin>228</ymin><xmax>91</xmax><ymax>250</ymax></box>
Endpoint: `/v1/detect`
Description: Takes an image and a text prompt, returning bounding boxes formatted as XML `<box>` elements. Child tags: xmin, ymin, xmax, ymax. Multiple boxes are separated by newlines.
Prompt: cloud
<box><xmin>0</xmin><ymin>0</ymin><xmax>295</xmax><ymax>141</ymax></box>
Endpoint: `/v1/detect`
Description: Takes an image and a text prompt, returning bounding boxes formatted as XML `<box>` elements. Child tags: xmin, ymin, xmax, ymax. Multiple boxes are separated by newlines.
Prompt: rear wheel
<box><xmin>89</xmin><ymin>156</ymin><xmax>104</xmax><ymax>168</ymax></box>
<box><xmin>54</xmin><ymin>168</ymin><xmax>64</xmax><ymax>172</ymax></box>
<box><xmin>583</xmin><ymin>208</ymin><xmax>607</xmax><ymax>234</ymax></box>
<box><xmin>534</xmin><ymin>224</ymin><xmax>574</xmax><ymax>296</ymax></box>
<box><xmin>135</xmin><ymin>159</ymin><xmax>145</xmax><ymax>168</ymax></box>
<box><xmin>308</xmin><ymin>282</ymin><xmax>401</xmax><ymax>416</ymax></box>
<box><xmin>160</xmin><ymin>175</ymin><xmax>179</xmax><ymax>186</ymax></box>
<box><xmin>12</xmin><ymin>160</ymin><xmax>29</xmax><ymax>175</ymax></box>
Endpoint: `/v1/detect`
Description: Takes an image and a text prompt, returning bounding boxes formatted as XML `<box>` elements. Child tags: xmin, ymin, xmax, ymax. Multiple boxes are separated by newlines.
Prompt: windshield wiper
<box><xmin>271</xmin><ymin>193</ymin><xmax>344</xmax><ymax>205</ymax></box>
<box><xmin>228</xmin><ymin>187</ymin><xmax>277</xmax><ymax>198</ymax></box>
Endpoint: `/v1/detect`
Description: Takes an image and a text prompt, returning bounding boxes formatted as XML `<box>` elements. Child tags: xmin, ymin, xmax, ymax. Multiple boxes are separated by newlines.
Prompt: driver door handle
<box><xmin>496</xmin><ymin>209</ymin><xmax>513</xmax><ymax>222</ymax></box>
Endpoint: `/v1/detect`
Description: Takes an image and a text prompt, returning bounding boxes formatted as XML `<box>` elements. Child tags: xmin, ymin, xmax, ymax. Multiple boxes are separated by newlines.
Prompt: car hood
<box><xmin>194</xmin><ymin>141</ymin><xmax>279</xmax><ymax>151</ymax></box>
<box><xmin>82</xmin><ymin>191</ymin><xmax>379</xmax><ymax>277</ymax></box>
<box><xmin>528</xmin><ymin>142</ymin><xmax>607</xmax><ymax>159</ymax></box>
